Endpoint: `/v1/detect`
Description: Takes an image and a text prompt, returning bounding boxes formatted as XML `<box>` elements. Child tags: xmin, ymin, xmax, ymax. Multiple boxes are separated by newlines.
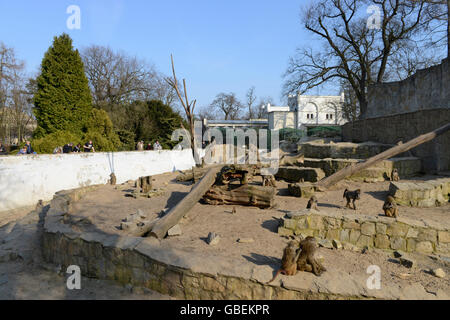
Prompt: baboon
<box><xmin>232</xmin><ymin>207</ymin><xmax>237</xmax><ymax>214</ymax></box>
<box><xmin>391</xmin><ymin>169</ymin><xmax>400</xmax><ymax>182</ymax></box>
<box><xmin>306</xmin><ymin>196</ymin><xmax>319</xmax><ymax>211</ymax></box>
<box><xmin>296</xmin><ymin>236</ymin><xmax>326</xmax><ymax>276</ymax></box>
<box><xmin>109</xmin><ymin>173</ymin><xmax>117</xmax><ymax>185</ymax></box>
<box><xmin>343</xmin><ymin>189</ymin><xmax>361</xmax><ymax>210</ymax></box>
<box><xmin>383</xmin><ymin>195</ymin><xmax>399</xmax><ymax>218</ymax></box>
<box><xmin>262</xmin><ymin>175</ymin><xmax>277</xmax><ymax>187</ymax></box>
<box><xmin>267</xmin><ymin>240</ymin><xmax>301</xmax><ymax>284</ymax></box>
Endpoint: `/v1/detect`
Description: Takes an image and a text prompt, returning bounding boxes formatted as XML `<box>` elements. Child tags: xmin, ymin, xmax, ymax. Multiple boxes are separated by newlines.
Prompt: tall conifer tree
<box><xmin>33</xmin><ymin>34</ymin><xmax>92</xmax><ymax>136</ymax></box>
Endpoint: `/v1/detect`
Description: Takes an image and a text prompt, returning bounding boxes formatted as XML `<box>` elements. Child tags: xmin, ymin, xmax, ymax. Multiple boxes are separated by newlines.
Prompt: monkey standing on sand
<box><xmin>306</xmin><ymin>196</ymin><xmax>319</xmax><ymax>211</ymax></box>
<box><xmin>383</xmin><ymin>195</ymin><xmax>399</xmax><ymax>218</ymax></box>
<box><xmin>343</xmin><ymin>189</ymin><xmax>361</xmax><ymax>210</ymax></box>
<box><xmin>267</xmin><ymin>240</ymin><xmax>302</xmax><ymax>284</ymax></box>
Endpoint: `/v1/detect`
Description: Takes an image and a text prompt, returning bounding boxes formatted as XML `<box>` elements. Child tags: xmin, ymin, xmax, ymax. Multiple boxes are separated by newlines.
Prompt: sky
<box><xmin>0</xmin><ymin>0</ymin><xmax>339</xmax><ymax>108</ymax></box>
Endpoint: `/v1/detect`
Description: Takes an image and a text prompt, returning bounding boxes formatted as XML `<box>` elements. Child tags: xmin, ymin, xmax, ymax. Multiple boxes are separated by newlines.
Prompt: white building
<box><xmin>267</xmin><ymin>92</ymin><xmax>347</xmax><ymax>131</ymax></box>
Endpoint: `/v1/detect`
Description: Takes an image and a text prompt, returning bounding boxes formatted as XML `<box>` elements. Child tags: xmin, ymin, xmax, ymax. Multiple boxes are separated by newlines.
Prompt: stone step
<box><xmin>275</xmin><ymin>167</ymin><xmax>325</xmax><ymax>183</ymax></box>
<box><xmin>300</xmin><ymin>141</ymin><xmax>412</xmax><ymax>159</ymax></box>
<box><xmin>389</xmin><ymin>177</ymin><xmax>450</xmax><ymax>207</ymax></box>
<box><xmin>300</xmin><ymin>157</ymin><xmax>421</xmax><ymax>182</ymax></box>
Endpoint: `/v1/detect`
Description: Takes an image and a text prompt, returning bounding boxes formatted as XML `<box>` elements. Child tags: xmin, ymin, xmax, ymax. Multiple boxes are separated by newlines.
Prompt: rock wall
<box><xmin>365</xmin><ymin>58</ymin><xmax>449</xmax><ymax>119</ymax></box>
<box><xmin>342</xmin><ymin>109</ymin><xmax>450</xmax><ymax>172</ymax></box>
<box><xmin>278</xmin><ymin>210</ymin><xmax>450</xmax><ymax>256</ymax></box>
<box><xmin>0</xmin><ymin>149</ymin><xmax>196</xmax><ymax>212</ymax></box>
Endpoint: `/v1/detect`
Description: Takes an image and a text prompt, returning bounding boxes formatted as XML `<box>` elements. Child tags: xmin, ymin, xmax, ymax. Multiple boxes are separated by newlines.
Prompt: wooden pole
<box><xmin>316</xmin><ymin>122</ymin><xmax>450</xmax><ymax>189</ymax></box>
<box><xmin>149</xmin><ymin>165</ymin><xmax>223</xmax><ymax>239</ymax></box>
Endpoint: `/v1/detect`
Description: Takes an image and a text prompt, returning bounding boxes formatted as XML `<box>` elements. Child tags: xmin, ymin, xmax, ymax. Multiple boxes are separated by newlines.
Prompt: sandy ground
<box><xmin>0</xmin><ymin>205</ymin><xmax>173</xmax><ymax>300</ymax></box>
<box><xmin>65</xmin><ymin>170</ymin><xmax>450</xmax><ymax>297</ymax></box>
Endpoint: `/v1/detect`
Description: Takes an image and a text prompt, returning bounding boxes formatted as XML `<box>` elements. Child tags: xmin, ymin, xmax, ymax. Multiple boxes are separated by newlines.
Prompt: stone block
<box><xmin>438</xmin><ymin>231</ymin><xmax>450</xmax><ymax>243</ymax></box>
<box><xmin>374</xmin><ymin>234</ymin><xmax>390</xmax><ymax>249</ymax></box>
<box><xmin>376</xmin><ymin>223</ymin><xmax>387</xmax><ymax>235</ymax></box>
<box><xmin>405</xmin><ymin>228</ymin><xmax>419</xmax><ymax>239</ymax></box>
<box><xmin>417</xmin><ymin>229</ymin><xmax>437</xmax><ymax>242</ymax></box>
<box><xmin>356</xmin><ymin>235</ymin><xmax>374</xmax><ymax>248</ymax></box>
<box><xmin>343</xmin><ymin>221</ymin><xmax>361</xmax><ymax>230</ymax></box>
<box><xmin>307</xmin><ymin>216</ymin><xmax>324</xmax><ymax>230</ymax></box>
<box><xmin>406</xmin><ymin>238</ymin><xmax>416</xmax><ymax>252</ymax></box>
<box><xmin>415</xmin><ymin>241</ymin><xmax>434</xmax><ymax>254</ymax></box>
<box><xmin>283</xmin><ymin>219</ymin><xmax>297</xmax><ymax>230</ymax></box>
<box><xmin>278</xmin><ymin>227</ymin><xmax>293</xmax><ymax>237</ymax></box>
<box><xmin>390</xmin><ymin>237</ymin><xmax>406</xmax><ymax>251</ymax></box>
<box><xmin>349</xmin><ymin>230</ymin><xmax>361</xmax><ymax>244</ymax></box>
<box><xmin>386</xmin><ymin>223</ymin><xmax>409</xmax><ymax>237</ymax></box>
<box><xmin>340</xmin><ymin>229</ymin><xmax>350</xmax><ymax>243</ymax></box>
<box><xmin>361</xmin><ymin>222</ymin><xmax>376</xmax><ymax>236</ymax></box>
<box><xmin>326</xmin><ymin>229</ymin><xmax>340</xmax><ymax>240</ymax></box>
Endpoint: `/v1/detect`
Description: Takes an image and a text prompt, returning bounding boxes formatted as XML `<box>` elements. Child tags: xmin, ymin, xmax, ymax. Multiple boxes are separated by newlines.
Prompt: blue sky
<box><xmin>0</xmin><ymin>0</ymin><xmax>337</xmax><ymax>108</ymax></box>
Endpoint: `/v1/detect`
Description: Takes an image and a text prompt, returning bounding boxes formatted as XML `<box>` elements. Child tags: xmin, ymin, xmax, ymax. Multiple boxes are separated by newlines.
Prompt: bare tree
<box><xmin>210</xmin><ymin>92</ymin><xmax>243</xmax><ymax>120</ymax></box>
<box><xmin>81</xmin><ymin>45</ymin><xmax>176</xmax><ymax>110</ymax></box>
<box><xmin>283</xmin><ymin>0</ymin><xmax>443</xmax><ymax>118</ymax></box>
<box><xmin>245</xmin><ymin>86</ymin><xmax>257</xmax><ymax>120</ymax></box>
<box><xmin>254</xmin><ymin>96</ymin><xmax>273</xmax><ymax>119</ymax></box>
<box><xmin>165</xmin><ymin>55</ymin><xmax>200</xmax><ymax>164</ymax></box>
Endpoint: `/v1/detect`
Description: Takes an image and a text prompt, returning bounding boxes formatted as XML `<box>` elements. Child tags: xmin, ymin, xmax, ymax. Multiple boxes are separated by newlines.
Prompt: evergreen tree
<box><xmin>33</xmin><ymin>34</ymin><xmax>92</xmax><ymax>137</ymax></box>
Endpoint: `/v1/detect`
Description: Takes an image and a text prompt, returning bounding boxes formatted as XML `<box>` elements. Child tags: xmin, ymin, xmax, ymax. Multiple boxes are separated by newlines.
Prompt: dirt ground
<box><xmin>67</xmin><ymin>170</ymin><xmax>450</xmax><ymax>297</ymax></box>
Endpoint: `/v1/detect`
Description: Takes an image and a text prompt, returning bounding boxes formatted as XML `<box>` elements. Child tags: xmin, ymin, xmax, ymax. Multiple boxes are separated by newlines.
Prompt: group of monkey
<box><xmin>270</xmin><ymin>169</ymin><xmax>402</xmax><ymax>282</ymax></box>
<box><xmin>306</xmin><ymin>168</ymin><xmax>400</xmax><ymax>218</ymax></box>
<box><xmin>268</xmin><ymin>236</ymin><xmax>326</xmax><ymax>283</ymax></box>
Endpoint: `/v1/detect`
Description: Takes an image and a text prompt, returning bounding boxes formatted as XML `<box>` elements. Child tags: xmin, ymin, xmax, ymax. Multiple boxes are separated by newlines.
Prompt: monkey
<box><xmin>296</xmin><ymin>236</ymin><xmax>326</xmax><ymax>276</ymax></box>
<box><xmin>109</xmin><ymin>173</ymin><xmax>117</xmax><ymax>185</ymax></box>
<box><xmin>267</xmin><ymin>240</ymin><xmax>302</xmax><ymax>284</ymax></box>
<box><xmin>231</xmin><ymin>207</ymin><xmax>237</xmax><ymax>214</ymax></box>
<box><xmin>383</xmin><ymin>195</ymin><xmax>399</xmax><ymax>218</ymax></box>
<box><xmin>262</xmin><ymin>175</ymin><xmax>277</xmax><ymax>187</ymax></box>
<box><xmin>343</xmin><ymin>189</ymin><xmax>361</xmax><ymax>210</ymax></box>
<box><xmin>391</xmin><ymin>169</ymin><xmax>400</xmax><ymax>182</ymax></box>
<box><xmin>306</xmin><ymin>196</ymin><xmax>320</xmax><ymax>211</ymax></box>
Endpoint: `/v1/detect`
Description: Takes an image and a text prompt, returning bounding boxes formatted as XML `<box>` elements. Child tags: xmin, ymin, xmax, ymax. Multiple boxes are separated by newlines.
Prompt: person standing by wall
<box><xmin>83</xmin><ymin>140</ymin><xmax>95</xmax><ymax>152</ymax></box>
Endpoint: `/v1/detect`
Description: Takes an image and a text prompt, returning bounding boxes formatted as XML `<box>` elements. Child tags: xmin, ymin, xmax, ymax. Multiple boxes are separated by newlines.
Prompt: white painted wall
<box><xmin>0</xmin><ymin>149</ymin><xmax>196</xmax><ymax>212</ymax></box>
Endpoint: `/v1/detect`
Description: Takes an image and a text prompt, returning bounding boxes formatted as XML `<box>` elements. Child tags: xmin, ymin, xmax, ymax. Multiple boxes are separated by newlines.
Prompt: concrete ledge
<box><xmin>389</xmin><ymin>178</ymin><xmax>450</xmax><ymax>207</ymax></box>
<box><xmin>40</xmin><ymin>187</ymin><xmax>447</xmax><ymax>300</ymax></box>
<box><xmin>279</xmin><ymin>209</ymin><xmax>450</xmax><ymax>256</ymax></box>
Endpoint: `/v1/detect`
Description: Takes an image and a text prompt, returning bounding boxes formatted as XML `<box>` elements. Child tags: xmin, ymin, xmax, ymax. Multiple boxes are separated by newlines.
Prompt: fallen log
<box><xmin>176</xmin><ymin>165</ymin><xmax>221</xmax><ymax>182</ymax></box>
<box><xmin>203</xmin><ymin>185</ymin><xmax>276</xmax><ymax>208</ymax></box>
<box><xmin>316</xmin><ymin>122</ymin><xmax>450</xmax><ymax>189</ymax></box>
<box><xmin>149</xmin><ymin>165</ymin><xmax>224</xmax><ymax>239</ymax></box>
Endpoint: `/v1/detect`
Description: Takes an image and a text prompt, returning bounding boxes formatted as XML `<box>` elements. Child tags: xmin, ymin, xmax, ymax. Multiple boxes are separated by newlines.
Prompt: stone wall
<box><xmin>342</xmin><ymin>109</ymin><xmax>450</xmax><ymax>172</ymax></box>
<box><xmin>41</xmin><ymin>189</ymin><xmax>363</xmax><ymax>300</ymax></box>
<box><xmin>365</xmin><ymin>58</ymin><xmax>449</xmax><ymax>119</ymax></box>
<box><xmin>0</xmin><ymin>149</ymin><xmax>196</xmax><ymax>212</ymax></box>
<box><xmin>278</xmin><ymin>210</ymin><xmax>450</xmax><ymax>256</ymax></box>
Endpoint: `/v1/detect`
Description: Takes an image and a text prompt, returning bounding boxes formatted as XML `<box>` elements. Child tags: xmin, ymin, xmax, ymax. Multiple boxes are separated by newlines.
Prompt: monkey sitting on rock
<box><xmin>306</xmin><ymin>196</ymin><xmax>319</xmax><ymax>211</ymax></box>
<box><xmin>296</xmin><ymin>236</ymin><xmax>326</xmax><ymax>276</ymax></box>
<box><xmin>343</xmin><ymin>189</ymin><xmax>361</xmax><ymax>210</ymax></box>
<box><xmin>383</xmin><ymin>195</ymin><xmax>399</xmax><ymax>218</ymax></box>
<box><xmin>391</xmin><ymin>169</ymin><xmax>400</xmax><ymax>182</ymax></box>
<box><xmin>267</xmin><ymin>240</ymin><xmax>301</xmax><ymax>284</ymax></box>
<box><xmin>267</xmin><ymin>236</ymin><xmax>326</xmax><ymax>283</ymax></box>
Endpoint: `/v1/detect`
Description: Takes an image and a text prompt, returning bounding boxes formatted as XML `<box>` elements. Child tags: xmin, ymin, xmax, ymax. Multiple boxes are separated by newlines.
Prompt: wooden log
<box><xmin>149</xmin><ymin>165</ymin><xmax>224</xmax><ymax>239</ymax></box>
<box><xmin>316</xmin><ymin>122</ymin><xmax>450</xmax><ymax>189</ymax></box>
<box><xmin>130</xmin><ymin>218</ymin><xmax>160</xmax><ymax>237</ymax></box>
<box><xmin>139</xmin><ymin>176</ymin><xmax>153</xmax><ymax>193</ymax></box>
<box><xmin>203</xmin><ymin>185</ymin><xmax>276</xmax><ymax>208</ymax></box>
<box><xmin>176</xmin><ymin>166</ymin><xmax>219</xmax><ymax>182</ymax></box>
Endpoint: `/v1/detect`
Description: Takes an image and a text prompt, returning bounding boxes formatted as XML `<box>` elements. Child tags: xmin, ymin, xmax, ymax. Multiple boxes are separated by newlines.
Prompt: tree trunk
<box><xmin>149</xmin><ymin>165</ymin><xmax>224</xmax><ymax>239</ymax></box>
<box><xmin>316</xmin><ymin>122</ymin><xmax>450</xmax><ymax>189</ymax></box>
<box><xmin>203</xmin><ymin>185</ymin><xmax>276</xmax><ymax>208</ymax></box>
